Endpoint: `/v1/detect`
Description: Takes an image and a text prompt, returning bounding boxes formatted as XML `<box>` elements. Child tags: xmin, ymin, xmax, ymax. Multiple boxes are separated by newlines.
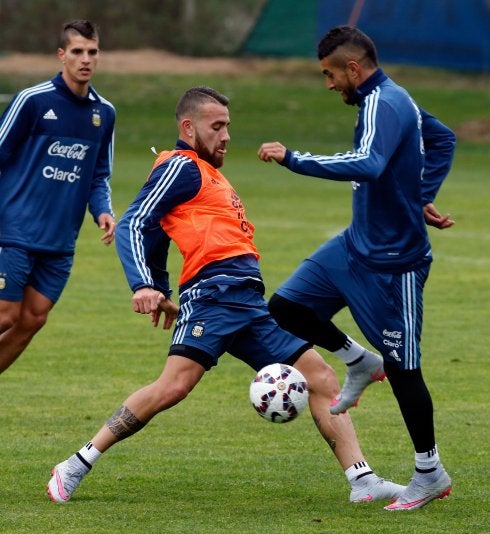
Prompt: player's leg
<box><xmin>0</xmin><ymin>299</ymin><xmax>22</xmax><ymax>336</ymax></box>
<box><xmin>293</xmin><ymin>348</ymin><xmax>405</xmax><ymax>502</ymax></box>
<box><xmin>340</xmin><ymin>263</ymin><xmax>451</xmax><ymax>510</ymax></box>
<box><xmin>47</xmin><ymin>283</ymin><xmax>226</xmax><ymax>503</ymax></box>
<box><xmin>0</xmin><ymin>287</ymin><xmax>54</xmax><ymax>373</ymax></box>
<box><xmin>383</xmin><ymin>364</ymin><xmax>451</xmax><ymax>511</ymax></box>
<box><xmin>269</xmin><ymin>234</ymin><xmax>385</xmax><ymax>413</ymax></box>
<box><xmin>375</xmin><ymin>268</ymin><xmax>452</xmax><ymax>511</ymax></box>
<box><xmin>293</xmin><ymin>348</ymin><xmax>362</xmax><ymax>466</ymax></box>
<box><xmin>235</xmin><ymin>301</ymin><xmax>404</xmax><ymax>503</ymax></box>
<box><xmin>0</xmin><ymin>249</ymin><xmax>72</xmax><ymax>373</ymax></box>
<box><xmin>47</xmin><ymin>355</ymin><xmax>206</xmax><ymax>503</ymax></box>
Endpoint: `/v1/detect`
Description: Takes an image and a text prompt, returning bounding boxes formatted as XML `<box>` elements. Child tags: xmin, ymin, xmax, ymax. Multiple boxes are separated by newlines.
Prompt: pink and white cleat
<box><xmin>385</xmin><ymin>467</ymin><xmax>452</xmax><ymax>511</ymax></box>
<box><xmin>47</xmin><ymin>458</ymin><xmax>89</xmax><ymax>503</ymax></box>
<box><xmin>330</xmin><ymin>351</ymin><xmax>386</xmax><ymax>415</ymax></box>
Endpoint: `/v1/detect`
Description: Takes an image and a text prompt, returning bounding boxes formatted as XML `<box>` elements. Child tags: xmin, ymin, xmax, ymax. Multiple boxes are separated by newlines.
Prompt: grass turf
<box><xmin>0</xmin><ymin>64</ymin><xmax>489</xmax><ymax>533</ymax></box>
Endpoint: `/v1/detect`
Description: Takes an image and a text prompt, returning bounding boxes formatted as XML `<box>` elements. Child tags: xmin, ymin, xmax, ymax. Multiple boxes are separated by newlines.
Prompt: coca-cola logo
<box><xmin>383</xmin><ymin>329</ymin><xmax>402</xmax><ymax>339</ymax></box>
<box><xmin>48</xmin><ymin>141</ymin><xmax>89</xmax><ymax>160</ymax></box>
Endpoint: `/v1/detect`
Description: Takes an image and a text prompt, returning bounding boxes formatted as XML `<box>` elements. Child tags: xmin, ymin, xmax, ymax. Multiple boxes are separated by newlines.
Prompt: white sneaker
<box><xmin>47</xmin><ymin>458</ymin><xmax>90</xmax><ymax>503</ymax></box>
<box><xmin>350</xmin><ymin>475</ymin><xmax>406</xmax><ymax>503</ymax></box>
<box><xmin>330</xmin><ymin>351</ymin><xmax>386</xmax><ymax>415</ymax></box>
<box><xmin>385</xmin><ymin>466</ymin><xmax>452</xmax><ymax>511</ymax></box>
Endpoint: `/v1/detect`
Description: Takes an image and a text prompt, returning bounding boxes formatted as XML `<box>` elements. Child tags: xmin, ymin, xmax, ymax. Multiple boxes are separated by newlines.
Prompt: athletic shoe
<box><xmin>350</xmin><ymin>475</ymin><xmax>406</xmax><ymax>503</ymax></box>
<box><xmin>46</xmin><ymin>458</ymin><xmax>89</xmax><ymax>503</ymax></box>
<box><xmin>330</xmin><ymin>351</ymin><xmax>386</xmax><ymax>415</ymax></box>
<box><xmin>384</xmin><ymin>467</ymin><xmax>452</xmax><ymax>511</ymax></box>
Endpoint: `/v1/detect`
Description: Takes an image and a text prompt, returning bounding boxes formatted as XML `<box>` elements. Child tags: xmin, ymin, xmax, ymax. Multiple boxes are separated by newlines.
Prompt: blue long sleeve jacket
<box><xmin>0</xmin><ymin>73</ymin><xmax>115</xmax><ymax>254</ymax></box>
<box><xmin>281</xmin><ymin>69</ymin><xmax>456</xmax><ymax>271</ymax></box>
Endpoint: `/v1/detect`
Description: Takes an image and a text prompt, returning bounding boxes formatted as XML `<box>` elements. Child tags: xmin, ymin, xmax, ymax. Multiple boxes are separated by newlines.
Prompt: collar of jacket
<box><xmin>354</xmin><ymin>68</ymin><xmax>388</xmax><ymax>105</ymax></box>
<box><xmin>51</xmin><ymin>72</ymin><xmax>98</xmax><ymax>103</ymax></box>
<box><xmin>176</xmin><ymin>139</ymin><xmax>194</xmax><ymax>151</ymax></box>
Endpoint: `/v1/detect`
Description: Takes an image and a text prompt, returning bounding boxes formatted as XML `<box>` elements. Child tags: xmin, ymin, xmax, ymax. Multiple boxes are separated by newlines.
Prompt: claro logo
<box><xmin>48</xmin><ymin>141</ymin><xmax>89</xmax><ymax>160</ymax></box>
<box><xmin>382</xmin><ymin>329</ymin><xmax>403</xmax><ymax>349</ymax></box>
<box><xmin>43</xmin><ymin>165</ymin><xmax>81</xmax><ymax>183</ymax></box>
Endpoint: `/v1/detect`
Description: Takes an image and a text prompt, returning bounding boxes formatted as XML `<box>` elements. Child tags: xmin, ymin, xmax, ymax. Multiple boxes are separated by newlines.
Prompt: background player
<box><xmin>0</xmin><ymin>20</ymin><xmax>115</xmax><ymax>374</ymax></box>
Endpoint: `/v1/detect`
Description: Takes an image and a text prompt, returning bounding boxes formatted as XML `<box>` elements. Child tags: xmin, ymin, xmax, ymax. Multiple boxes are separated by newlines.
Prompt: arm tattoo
<box><xmin>106</xmin><ymin>405</ymin><xmax>146</xmax><ymax>440</ymax></box>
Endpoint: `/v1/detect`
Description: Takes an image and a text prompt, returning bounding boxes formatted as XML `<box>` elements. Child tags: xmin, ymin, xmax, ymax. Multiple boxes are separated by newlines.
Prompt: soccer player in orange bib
<box><xmin>47</xmin><ymin>86</ymin><xmax>404</xmax><ymax>505</ymax></box>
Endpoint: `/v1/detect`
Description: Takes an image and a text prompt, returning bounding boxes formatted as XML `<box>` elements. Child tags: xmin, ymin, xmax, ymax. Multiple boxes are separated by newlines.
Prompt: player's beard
<box><xmin>342</xmin><ymin>86</ymin><xmax>357</xmax><ymax>106</ymax></box>
<box><xmin>194</xmin><ymin>133</ymin><xmax>224</xmax><ymax>168</ymax></box>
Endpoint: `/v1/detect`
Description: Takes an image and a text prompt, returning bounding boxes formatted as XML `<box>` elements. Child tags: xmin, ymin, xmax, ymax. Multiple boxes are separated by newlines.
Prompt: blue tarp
<box><xmin>317</xmin><ymin>0</ymin><xmax>490</xmax><ymax>71</ymax></box>
<box><xmin>242</xmin><ymin>0</ymin><xmax>490</xmax><ymax>72</ymax></box>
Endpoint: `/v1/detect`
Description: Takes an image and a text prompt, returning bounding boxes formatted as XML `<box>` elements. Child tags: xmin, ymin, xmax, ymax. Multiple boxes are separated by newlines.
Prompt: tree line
<box><xmin>0</xmin><ymin>0</ymin><xmax>265</xmax><ymax>55</ymax></box>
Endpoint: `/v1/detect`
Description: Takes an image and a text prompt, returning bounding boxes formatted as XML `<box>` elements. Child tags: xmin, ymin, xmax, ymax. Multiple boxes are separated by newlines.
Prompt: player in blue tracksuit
<box><xmin>258</xmin><ymin>26</ymin><xmax>455</xmax><ymax>511</ymax></box>
<box><xmin>0</xmin><ymin>20</ymin><xmax>115</xmax><ymax>374</ymax></box>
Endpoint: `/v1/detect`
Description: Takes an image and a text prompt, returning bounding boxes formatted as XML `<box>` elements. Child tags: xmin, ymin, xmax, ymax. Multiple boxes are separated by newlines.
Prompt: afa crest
<box><xmin>92</xmin><ymin>110</ymin><xmax>101</xmax><ymax>127</ymax></box>
<box><xmin>191</xmin><ymin>322</ymin><xmax>205</xmax><ymax>338</ymax></box>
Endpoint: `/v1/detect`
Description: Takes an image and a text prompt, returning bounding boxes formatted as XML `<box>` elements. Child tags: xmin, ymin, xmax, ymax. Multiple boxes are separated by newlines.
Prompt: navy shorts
<box><xmin>275</xmin><ymin>233</ymin><xmax>430</xmax><ymax>370</ymax></box>
<box><xmin>169</xmin><ymin>283</ymin><xmax>310</xmax><ymax>371</ymax></box>
<box><xmin>0</xmin><ymin>246</ymin><xmax>73</xmax><ymax>303</ymax></box>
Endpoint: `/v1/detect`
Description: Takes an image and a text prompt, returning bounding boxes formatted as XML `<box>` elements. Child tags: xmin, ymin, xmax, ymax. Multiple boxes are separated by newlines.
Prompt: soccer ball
<box><xmin>249</xmin><ymin>363</ymin><xmax>309</xmax><ymax>423</ymax></box>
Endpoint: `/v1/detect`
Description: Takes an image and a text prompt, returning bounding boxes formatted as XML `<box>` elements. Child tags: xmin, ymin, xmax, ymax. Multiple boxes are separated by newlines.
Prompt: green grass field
<box><xmin>1</xmin><ymin>64</ymin><xmax>489</xmax><ymax>533</ymax></box>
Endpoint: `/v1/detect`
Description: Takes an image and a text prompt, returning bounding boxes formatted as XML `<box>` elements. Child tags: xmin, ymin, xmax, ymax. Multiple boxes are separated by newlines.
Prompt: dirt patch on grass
<box><xmin>0</xmin><ymin>49</ymin><xmax>315</xmax><ymax>76</ymax></box>
<box><xmin>454</xmin><ymin>117</ymin><xmax>490</xmax><ymax>143</ymax></box>
<box><xmin>0</xmin><ymin>50</ymin><xmax>242</xmax><ymax>75</ymax></box>
<box><xmin>2</xmin><ymin>51</ymin><xmax>488</xmax><ymax>142</ymax></box>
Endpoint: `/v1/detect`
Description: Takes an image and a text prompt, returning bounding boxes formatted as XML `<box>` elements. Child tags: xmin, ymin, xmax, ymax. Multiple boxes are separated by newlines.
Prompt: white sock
<box><xmin>76</xmin><ymin>441</ymin><xmax>102</xmax><ymax>469</ymax></box>
<box><xmin>345</xmin><ymin>461</ymin><xmax>374</xmax><ymax>485</ymax></box>
<box><xmin>334</xmin><ymin>336</ymin><xmax>366</xmax><ymax>365</ymax></box>
<box><xmin>415</xmin><ymin>445</ymin><xmax>440</xmax><ymax>473</ymax></box>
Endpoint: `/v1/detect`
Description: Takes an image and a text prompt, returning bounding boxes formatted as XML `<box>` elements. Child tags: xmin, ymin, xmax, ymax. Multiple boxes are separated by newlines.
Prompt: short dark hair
<box><xmin>175</xmin><ymin>86</ymin><xmax>229</xmax><ymax>120</ymax></box>
<box><xmin>317</xmin><ymin>25</ymin><xmax>377</xmax><ymax>66</ymax></box>
<box><xmin>60</xmin><ymin>20</ymin><xmax>99</xmax><ymax>49</ymax></box>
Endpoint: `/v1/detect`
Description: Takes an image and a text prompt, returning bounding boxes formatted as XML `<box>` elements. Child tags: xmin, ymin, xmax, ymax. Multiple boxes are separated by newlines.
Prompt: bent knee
<box><xmin>295</xmin><ymin>350</ymin><xmax>340</xmax><ymax>396</ymax></box>
<box><xmin>0</xmin><ymin>304</ymin><xmax>21</xmax><ymax>333</ymax></box>
<box><xmin>153</xmin><ymin>381</ymin><xmax>193</xmax><ymax>412</ymax></box>
<box><xmin>0</xmin><ymin>315</ymin><xmax>16</xmax><ymax>333</ymax></box>
<box><xmin>21</xmin><ymin>310</ymin><xmax>49</xmax><ymax>333</ymax></box>
<box><xmin>311</xmin><ymin>361</ymin><xmax>340</xmax><ymax>396</ymax></box>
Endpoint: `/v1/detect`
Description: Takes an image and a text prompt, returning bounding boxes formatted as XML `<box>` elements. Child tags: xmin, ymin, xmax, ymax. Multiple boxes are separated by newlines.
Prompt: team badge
<box><xmin>0</xmin><ymin>277</ymin><xmax>6</xmax><ymax>290</ymax></box>
<box><xmin>92</xmin><ymin>111</ymin><xmax>101</xmax><ymax>127</ymax></box>
<box><xmin>191</xmin><ymin>322</ymin><xmax>205</xmax><ymax>338</ymax></box>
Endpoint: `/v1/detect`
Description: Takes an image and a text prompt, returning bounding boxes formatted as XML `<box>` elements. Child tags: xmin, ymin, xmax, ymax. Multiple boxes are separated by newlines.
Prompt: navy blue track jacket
<box><xmin>0</xmin><ymin>73</ymin><xmax>115</xmax><ymax>254</ymax></box>
<box><xmin>281</xmin><ymin>68</ymin><xmax>456</xmax><ymax>271</ymax></box>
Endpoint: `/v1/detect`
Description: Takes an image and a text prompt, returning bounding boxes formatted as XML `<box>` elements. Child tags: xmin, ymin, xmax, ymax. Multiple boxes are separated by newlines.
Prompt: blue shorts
<box><xmin>0</xmin><ymin>246</ymin><xmax>73</xmax><ymax>303</ymax></box>
<box><xmin>170</xmin><ymin>283</ymin><xmax>310</xmax><ymax>371</ymax></box>
<box><xmin>275</xmin><ymin>233</ymin><xmax>430</xmax><ymax>370</ymax></box>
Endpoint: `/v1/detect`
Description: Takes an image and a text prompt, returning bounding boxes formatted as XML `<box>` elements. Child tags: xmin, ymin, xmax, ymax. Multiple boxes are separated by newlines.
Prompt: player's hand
<box><xmin>151</xmin><ymin>296</ymin><xmax>179</xmax><ymax>330</ymax></box>
<box><xmin>423</xmin><ymin>203</ymin><xmax>455</xmax><ymax>229</ymax></box>
<box><xmin>132</xmin><ymin>287</ymin><xmax>165</xmax><ymax>315</ymax></box>
<box><xmin>98</xmin><ymin>213</ymin><xmax>116</xmax><ymax>245</ymax></box>
<box><xmin>258</xmin><ymin>142</ymin><xmax>287</xmax><ymax>163</ymax></box>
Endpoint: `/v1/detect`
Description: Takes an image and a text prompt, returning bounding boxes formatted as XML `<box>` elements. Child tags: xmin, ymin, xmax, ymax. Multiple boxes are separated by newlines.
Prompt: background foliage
<box><xmin>0</xmin><ymin>0</ymin><xmax>265</xmax><ymax>55</ymax></box>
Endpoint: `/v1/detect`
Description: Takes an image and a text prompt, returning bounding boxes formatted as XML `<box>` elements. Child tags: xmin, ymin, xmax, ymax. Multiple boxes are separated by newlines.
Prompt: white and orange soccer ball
<box><xmin>249</xmin><ymin>363</ymin><xmax>309</xmax><ymax>423</ymax></box>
